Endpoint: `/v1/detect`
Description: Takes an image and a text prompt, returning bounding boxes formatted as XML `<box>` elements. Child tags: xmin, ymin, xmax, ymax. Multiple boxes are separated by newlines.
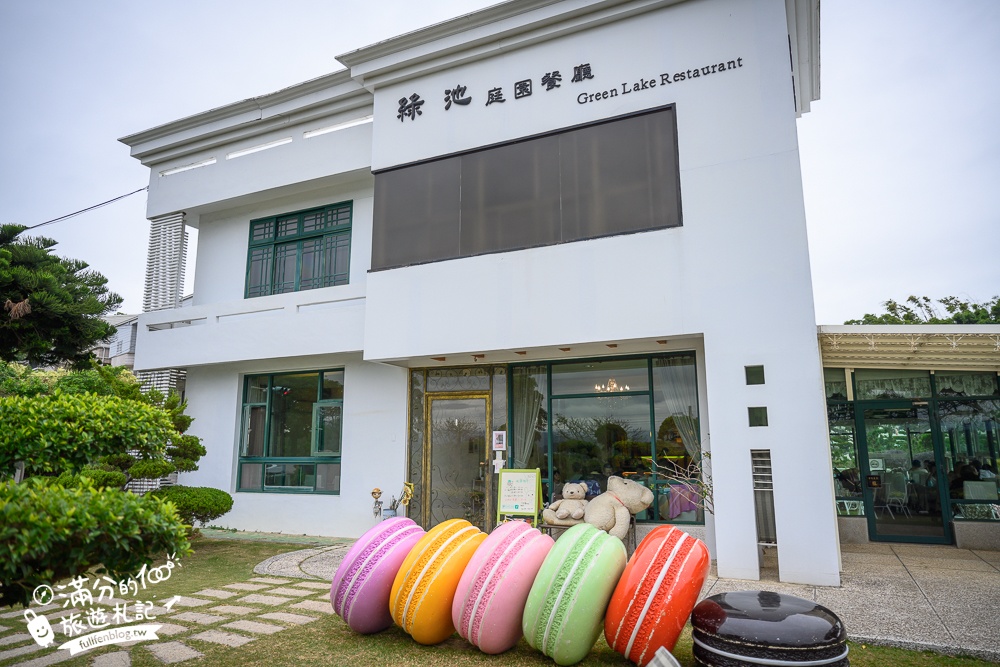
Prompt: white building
<box><xmin>123</xmin><ymin>0</ymin><xmax>994</xmax><ymax>588</ymax></box>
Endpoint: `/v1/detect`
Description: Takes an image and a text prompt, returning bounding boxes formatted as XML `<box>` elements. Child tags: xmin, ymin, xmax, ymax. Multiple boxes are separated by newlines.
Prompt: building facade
<box><xmin>121</xmin><ymin>0</ymin><xmax>844</xmax><ymax>585</ymax></box>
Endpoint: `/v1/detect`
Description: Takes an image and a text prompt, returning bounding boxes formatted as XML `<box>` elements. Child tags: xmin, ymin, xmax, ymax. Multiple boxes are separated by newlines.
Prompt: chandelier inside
<box><xmin>594</xmin><ymin>377</ymin><xmax>630</xmax><ymax>393</ymax></box>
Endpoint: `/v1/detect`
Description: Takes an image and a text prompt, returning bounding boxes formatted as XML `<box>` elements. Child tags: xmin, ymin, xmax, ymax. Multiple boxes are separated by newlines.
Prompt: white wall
<box><xmin>134</xmin><ymin>184</ymin><xmax>374</xmax><ymax>371</ymax></box>
<box><xmin>360</xmin><ymin>0</ymin><xmax>840</xmax><ymax>585</ymax></box>
<box><xmin>179</xmin><ymin>358</ymin><xmax>409</xmax><ymax>538</ymax></box>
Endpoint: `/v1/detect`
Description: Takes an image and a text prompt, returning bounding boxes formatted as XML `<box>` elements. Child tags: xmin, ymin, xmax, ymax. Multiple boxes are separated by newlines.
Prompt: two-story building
<box><xmin>122</xmin><ymin>0</ymin><xmax>843</xmax><ymax>585</ymax></box>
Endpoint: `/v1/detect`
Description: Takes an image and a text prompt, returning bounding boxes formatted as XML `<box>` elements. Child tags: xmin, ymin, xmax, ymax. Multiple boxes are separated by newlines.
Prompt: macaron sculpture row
<box><xmin>330</xmin><ymin>518</ymin><xmax>709</xmax><ymax>666</ymax></box>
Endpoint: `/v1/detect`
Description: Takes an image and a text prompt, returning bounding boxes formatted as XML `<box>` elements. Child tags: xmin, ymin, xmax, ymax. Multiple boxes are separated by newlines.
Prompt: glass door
<box><xmin>424</xmin><ymin>394</ymin><xmax>490</xmax><ymax>531</ymax></box>
<box><xmin>858</xmin><ymin>403</ymin><xmax>950</xmax><ymax>543</ymax></box>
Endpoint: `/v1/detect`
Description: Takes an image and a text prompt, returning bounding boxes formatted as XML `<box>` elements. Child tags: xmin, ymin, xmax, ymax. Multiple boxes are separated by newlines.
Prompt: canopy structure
<box><xmin>818</xmin><ymin>325</ymin><xmax>1000</xmax><ymax>372</ymax></box>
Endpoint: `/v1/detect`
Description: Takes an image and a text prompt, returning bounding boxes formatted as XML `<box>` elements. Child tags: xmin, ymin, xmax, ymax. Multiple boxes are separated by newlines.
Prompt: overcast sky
<box><xmin>1</xmin><ymin>1</ymin><xmax>997</xmax><ymax>323</ymax></box>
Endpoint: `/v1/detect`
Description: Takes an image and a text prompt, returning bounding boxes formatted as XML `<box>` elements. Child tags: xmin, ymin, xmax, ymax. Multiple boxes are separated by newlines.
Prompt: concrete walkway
<box><xmin>254</xmin><ymin>539</ymin><xmax>1000</xmax><ymax>662</ymax></box>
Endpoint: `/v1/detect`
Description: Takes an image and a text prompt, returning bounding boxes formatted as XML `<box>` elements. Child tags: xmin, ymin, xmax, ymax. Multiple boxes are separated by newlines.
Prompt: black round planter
<box><xmin>690</xmin><ymin>591</ymin><xmax>849</xmax><ymax>666</ymax></box>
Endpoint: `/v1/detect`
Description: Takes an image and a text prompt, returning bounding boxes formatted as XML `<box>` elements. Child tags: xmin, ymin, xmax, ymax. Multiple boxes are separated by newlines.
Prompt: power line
<box><xmin>25</xmin><ymin>186</ymin><xmax>149</xmax><ymax>230</ymax></box>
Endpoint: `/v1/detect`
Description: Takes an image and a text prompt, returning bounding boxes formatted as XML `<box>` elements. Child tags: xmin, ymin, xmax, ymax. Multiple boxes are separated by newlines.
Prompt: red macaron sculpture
<box><xmin>605</xmin><ymin>524</ymin><xmax>711</xmax><ymax>666</ymax></box>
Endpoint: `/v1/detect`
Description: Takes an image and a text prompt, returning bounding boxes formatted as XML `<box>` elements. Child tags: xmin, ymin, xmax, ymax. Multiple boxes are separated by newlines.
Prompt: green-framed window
<box><xmin>246</xmin><ymin>202</ymin><xmax>352</xmax><ymax>298</ymax></box>
<box><xmin>508</xmin><ymin>352</ymin><xmax>704</xmax><ymax>524</ymax></box>
<box><xmin>237</xmin><ymin>369</ymin><xmax>344</xmax><ymax>494</ymax></box>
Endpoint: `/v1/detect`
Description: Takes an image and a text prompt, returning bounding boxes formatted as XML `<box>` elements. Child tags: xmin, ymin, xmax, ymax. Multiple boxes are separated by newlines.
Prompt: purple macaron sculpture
<box><xmin>330</xmin><ymin>517</ymin><xmax>425</xmax><ymax>634</ymax></box>
<box><xmin>451</xmin><ymin>520</ymin><xmax>555</xmax><ymax>654</ymax></box>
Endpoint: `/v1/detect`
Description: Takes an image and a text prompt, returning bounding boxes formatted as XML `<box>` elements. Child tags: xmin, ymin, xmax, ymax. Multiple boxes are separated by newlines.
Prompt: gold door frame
<box><xmin>423</xmin><ymin>391</ymin><xmax>492</xmax><ymax>531</ymax></box>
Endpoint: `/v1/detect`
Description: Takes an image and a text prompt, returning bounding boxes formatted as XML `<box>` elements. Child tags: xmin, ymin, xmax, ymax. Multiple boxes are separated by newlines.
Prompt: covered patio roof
<box><xmin>818</xmin><ymin>325</ymin><xmax>1000</xmax><ymax>372</ymax></box>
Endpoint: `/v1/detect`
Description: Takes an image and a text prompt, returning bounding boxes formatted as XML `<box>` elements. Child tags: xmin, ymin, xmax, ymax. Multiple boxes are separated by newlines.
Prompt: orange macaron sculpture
<box><xmin>389</xmin><ymin>518</ymin><xmax>487</xmax><ymax>645</ymax></box>
<box><xmin>605</xmin><ymin>525</ymin><xmax>710</xmax><ymax>666</ymax></box>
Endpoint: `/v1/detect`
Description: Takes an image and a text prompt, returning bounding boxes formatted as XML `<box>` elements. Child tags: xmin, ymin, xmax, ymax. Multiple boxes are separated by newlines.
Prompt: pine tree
<box><xmin>0</xmin><ymin>224</ymin><xmax>122</xmax><ymax>367</ymax></box>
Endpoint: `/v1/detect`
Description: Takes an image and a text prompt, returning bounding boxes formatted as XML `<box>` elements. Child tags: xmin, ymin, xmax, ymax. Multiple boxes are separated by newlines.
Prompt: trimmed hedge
<box><xmin>149</xmin><ymin>486</ymin><xmax>234</xmax><ymax>528</ymax></box>
<box><xmin>0</xmin><ymin>479</ymin><xmax>191</xmax><ymax>608</ymax></box>
<box><xmin>0</xmin><ymin>392</ymin><xmax>175</xmax><ymax>477</ymax></box>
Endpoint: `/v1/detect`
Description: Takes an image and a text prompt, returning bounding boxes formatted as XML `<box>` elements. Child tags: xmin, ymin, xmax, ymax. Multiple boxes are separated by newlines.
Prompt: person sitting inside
<box><xmin>980</xmin><ymin>463</ymin><xmax>998</xmax><ymax>480</ymax></box>
<box><xmin>836</xmin><ymin>468</ymin><xmax>862</xmax><ymax>495</ymax></box>
<box><xmin>950</xmin><ymin>464</ymin><xmax>980</xmax><ymax>498</ymax></box>
<box><xmin>908</xmin><ymin>459</ymin><xmax>930</xmax><ymax>485</ymax></box>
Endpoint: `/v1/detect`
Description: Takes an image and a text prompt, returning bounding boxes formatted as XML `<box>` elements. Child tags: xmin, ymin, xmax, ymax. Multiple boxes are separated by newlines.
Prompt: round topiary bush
<box><xmin>149</xmin><ymin>485</ymin><xmax>234</xmax><ymax>528</ymax></box>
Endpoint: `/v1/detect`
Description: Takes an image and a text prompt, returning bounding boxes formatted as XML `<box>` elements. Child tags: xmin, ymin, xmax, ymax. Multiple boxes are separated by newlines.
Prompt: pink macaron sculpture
<box><xmin>605</xmin><ymin>524</ymin><xmax>711</xmax><ymax>666</ymax></box>
<box><xmin>330</xmin><ymin>517</ymin><xmax>425</xmax><ymax>634</ymax></box>
<box><xmin>451</xmin><ymin>520</ymin><xmax>555</xmax><ymax>654</ymax></box>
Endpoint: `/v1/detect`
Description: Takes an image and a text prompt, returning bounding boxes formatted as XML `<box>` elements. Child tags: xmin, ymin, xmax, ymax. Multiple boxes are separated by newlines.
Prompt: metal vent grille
<box><xmin>751</xmin><ymin>450</ymin><xmax>776</xmax><ymax>545</ymax></box>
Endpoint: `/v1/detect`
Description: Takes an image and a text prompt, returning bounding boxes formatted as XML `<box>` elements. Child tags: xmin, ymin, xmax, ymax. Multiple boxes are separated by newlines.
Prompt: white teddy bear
<box><xmin>584</xmin><ymin>476</ymin><xmax>654</xmax><ymax>540</ymax></box>
<box><xmin>541</xmin><ymin>482</ymin><xmax>589</xmax><ymax>526</ymax></box>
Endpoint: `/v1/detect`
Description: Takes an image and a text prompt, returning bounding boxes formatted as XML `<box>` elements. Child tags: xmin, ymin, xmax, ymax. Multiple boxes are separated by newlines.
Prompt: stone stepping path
<box><xmin>263</xmin><ymin>587</ymin><xmax>315</xmax><ymax>597</ymax></box>
<box><xmin>235</xmin><ymin>593</ymin><xmax>293</xmax><ymax>606</ymax></box>
<box><xmin>290</xmin><ymin>600</ymin><xmax>335</xmax><ymax>614</ymax></box>
<box><xmin>221</xmin><ymin>619</ymin><xmax>285</xmax><ymax>635</ymax></box>
<box><xmin>145</xmin><ymin>640</ymin><xmax>204</xmax><ymax>664</ymax></box>
<box><xmin>188</xmin><ymin>629</ymin><xmax>256</xmax><ymax>647</ymax></box>
<box><xmin>192</xmin><ymin>588</ymin><xmax>239</xmax><ymax>599</ymax></box>
<box><xmin>209</xmin><ymin>605</ymin><xmax>258</xmax><ymax>615</ymax></box>
<box><xmin>292</xmin><ymin>581</ymin><xmax>331</xmax><ymax>590</ymax></box>
<box><xmin>0</xmin><ymin>574</ymin><xmax>327</xmax><ymax>666</ymax></box>
<box><xmin>92</xmin><ymin>651</ymin><xmax>131</xmax><ymax>666</ymax></box>
<box><xmin>222</xmin><ymin>582</ymin><xmax>271</xmax><ymax>592</ymax></box>
<box><xmin>172</xmin><ymin>611</ymin><xmax>228</xmax><ymax>625</ymax></box>
<box><xmin>258</xmin><ymin>612</ymin><xmax>319</xmax><ymax>625</ymax></box>
<box><xmin>170</xmin><ymin>596</ymin><xmax>212</xmax><ymax>608</ymax></box>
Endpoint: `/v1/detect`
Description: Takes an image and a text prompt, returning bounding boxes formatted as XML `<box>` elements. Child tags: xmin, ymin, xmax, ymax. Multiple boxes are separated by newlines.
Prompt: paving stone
<box><xmin>171</xmin><ymin>611</ymin><xmax>227</xmax><ymax>625</ymax></box>
<box><xmin>292</xmin><ymin>582</ymin><xmax>332</xmax><ymax>590</ymax></box>
<box><xmin>0</xmin><ymin>603</ymin><xmax>61</xmax><ymax>619</ymax></box>
<box><xmin>208</xmin><ymin>605</ymin><xmax>259</xmax><ymax>615</ymax></box>
<box><xmin>262</xmin><ymin>587</ymin><xmax>314</xmax><ymax>597</ymax></box>
<box><xmin>170</xmin><ymin>597</ymin><xmax>211</xmax><ymax>608</ymax></box>
<box><xmin>290</xmin><ymin>600</ymin><xmax>335</xmax><ymax>614</ymax></box>
<box><xmin>235</xmin><ymin>594</ymin><xmax>293</xmax><ymax>606</ymax></box>
<box><xmin>153</xmin><ymin>623</ymin><xmax>190</xmax><ymax>636</ymax></box>
<box><xmin>188</xmin><ymin>629</ymin><xmax>257</xmax><ymax>647</ymax></box>
<box><xmin>222</xmin><ymin>583</ymin><xmax>270</xmax><ymax>591</ymax></box>
<box><xmin>0</xmin><ymin>641</ymin><xmax>45</xmax><ymax>662</ymax></box>
<box><xmin>92</xmin><ymin>651</ymin><xmax>132</xmax><ymax>666</ymax></box>
<box><xmin>14</xmin><ymin>651</ymin><xmax>75</xmax><ymax>666</ymax></box>
<box><xmin>144</xmin><ymin>606</ymin><xmax>176</xmax><ymax>618</ymax></box>
<box><xmin>0</xmin><ymin>625</ymin><xmax>9</xmax><ymax>635</ymax></box>
<box><xmin>0</xmin><ymin>632</ymin><xmax>31</xmax><ymax>646</ymax></box>
<box><xmin>191</xmin><ymin>588</ymin><xmax>239</xmax><ymax>600</ymax></box>
<box><xmin>258</xmin><ymin>612</ymin><xmax>319</xmax><ymax>625</ymax></box>
<box><xmin>145</xmin><ymin>640</ymin><xmax>204</xmax><ymax>663</ymax></box>
<box><xmin>248</xmin><ymin>577</ymin><xmax>292</xmax><ymax>585</ymax></box>
<box><xmin>315</xmin><ymin>593</ymin><xmax>331</xmax><ymax>601</ymax></box>
<box><xmin>220</xmin><ymin>619</ymin><xmax>285</xmax><ymax>635</ymax></box>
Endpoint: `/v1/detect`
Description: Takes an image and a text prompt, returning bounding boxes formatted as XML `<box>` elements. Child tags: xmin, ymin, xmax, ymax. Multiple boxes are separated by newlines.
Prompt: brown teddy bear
<box><xmin>541</xmin><ymin>481</ymin><xmax>589</xmax><ymax>526</ymax></box>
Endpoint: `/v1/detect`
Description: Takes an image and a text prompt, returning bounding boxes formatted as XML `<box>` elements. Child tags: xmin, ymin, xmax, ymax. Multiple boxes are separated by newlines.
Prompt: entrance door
<box><xmin>858</xmin><ymin>403</ymin><xmax>950</xmax><ymax>543</ymax></box>
<box><xmin>423</xmin><ymin>394</ymin><xmax>491</xmax><ymax>531</ymax></box>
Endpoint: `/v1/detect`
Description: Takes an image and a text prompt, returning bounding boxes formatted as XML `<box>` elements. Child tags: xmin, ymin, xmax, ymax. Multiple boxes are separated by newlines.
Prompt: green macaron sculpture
<box><xmin>522</xmin><ymin>523</ymin><xmax>628</xmax><ymax>666</ymax></box>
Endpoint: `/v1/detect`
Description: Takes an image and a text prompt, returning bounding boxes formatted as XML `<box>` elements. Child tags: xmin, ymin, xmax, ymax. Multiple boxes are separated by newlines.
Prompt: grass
<box><xmin>2</xmin><ymin>535</ymin><xmax>997</xmax><ymax>667</ymax></box>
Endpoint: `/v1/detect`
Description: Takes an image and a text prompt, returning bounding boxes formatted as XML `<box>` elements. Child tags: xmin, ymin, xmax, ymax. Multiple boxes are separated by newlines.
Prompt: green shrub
<box><xmin>79</xmin><ymin>467</ymin><xmax>128</xmax><ymax>489</ymax></box>
<box><xmin>128</xmin><ymin>459</ymin><xmax>176</xmax><ymax>480</ymax></box>
<box><xmin>0</xmin><ymin>392</ymin><xmax>175</xmax><ymax>477</ymax></box>
<box><xmin>0</xmin><ymin>479</ymin><xmax>191</xmax><ymax>607</ymax></box>
<box><xmin>150</xmin><ymin>486</ymin><xmax>234</xmax><ymax>528</ymax></box>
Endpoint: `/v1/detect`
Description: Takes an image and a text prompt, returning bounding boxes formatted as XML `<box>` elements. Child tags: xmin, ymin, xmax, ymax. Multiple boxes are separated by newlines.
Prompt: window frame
<box><xmin>245</xmin><ymin>201</ymin><xmax>353</xmax><ymax>298</ymax></box>
<box><xmin>237</xmin><ymin>369</ymin><xmax>344</xmax><ymax>494</ymax></box>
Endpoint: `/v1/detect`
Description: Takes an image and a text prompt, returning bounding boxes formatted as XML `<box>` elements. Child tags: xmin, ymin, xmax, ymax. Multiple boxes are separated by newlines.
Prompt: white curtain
<box><xmin>653</xmin><ymin>358</ymin><xmax>700</xmax><ymax>459</ymax></box>
<box><xmin>512</xmin><ymin>367</ymin><xmax>545</xmax><ymax>469</ymax></box>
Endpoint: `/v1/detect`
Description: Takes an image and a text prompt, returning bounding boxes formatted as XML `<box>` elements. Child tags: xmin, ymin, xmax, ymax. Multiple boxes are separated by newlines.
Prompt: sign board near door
<box><xmin>497</xmin><ymin>468</ymin><xmax>542</xmax><ymax>526</ymax></box>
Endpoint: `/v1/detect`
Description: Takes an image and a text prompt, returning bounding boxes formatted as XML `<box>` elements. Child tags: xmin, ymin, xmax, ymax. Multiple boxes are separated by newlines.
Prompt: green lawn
<box><xmin>2</xmin><ymin>536</ymin><xmax>996</xmax><ymax>666</ymax></box>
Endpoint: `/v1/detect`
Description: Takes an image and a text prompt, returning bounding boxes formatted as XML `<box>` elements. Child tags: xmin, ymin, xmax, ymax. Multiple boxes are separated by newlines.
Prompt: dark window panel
<box><xmin>372</xmin><ymin>157</ymin><xmax>461</xmax><ymax>269</ymax></box>
<box><xmin>460</xmin><ymin>136</ymin><xmax>561</xmax><ymax>255</ymax></box>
